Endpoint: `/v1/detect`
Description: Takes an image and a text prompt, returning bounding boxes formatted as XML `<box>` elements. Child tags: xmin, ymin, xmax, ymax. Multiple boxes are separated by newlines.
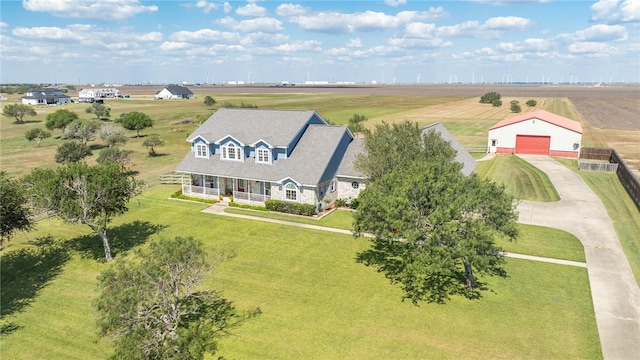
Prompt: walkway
<box><xmin>517</xmin><ymin>155</ymin><xmax>640</xmax><ymax>360</ymax></box>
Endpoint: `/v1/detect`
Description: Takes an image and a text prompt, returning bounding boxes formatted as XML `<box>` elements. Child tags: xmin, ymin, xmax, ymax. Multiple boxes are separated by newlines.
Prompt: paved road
<box><xmin>517</xmin><ymin>155</ymin><xmax>640</xmax><ymax>360</ymax></box>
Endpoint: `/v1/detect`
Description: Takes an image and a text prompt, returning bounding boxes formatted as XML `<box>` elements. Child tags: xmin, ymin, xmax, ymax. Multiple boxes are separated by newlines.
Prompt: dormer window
<box><xmin>256</xmin><ymin>148</ymin><xmax>271</xmax><ymax>164</ymax></box>
<box><xmin>221</xmin><ymin>143</ymin><xmax>242</xmax><ymax>161</ymax></box>
<box><xmin>195</xmin><ymin>143</ymin><xmax>208</xmax><ymax>158</ymax></box>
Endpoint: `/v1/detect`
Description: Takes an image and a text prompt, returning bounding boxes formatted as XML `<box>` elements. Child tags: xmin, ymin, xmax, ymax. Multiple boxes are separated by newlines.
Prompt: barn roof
<box><xmin>489</xmin><ymin>110</ymin><xmax>583</xmax><ymax>134</ymax></box>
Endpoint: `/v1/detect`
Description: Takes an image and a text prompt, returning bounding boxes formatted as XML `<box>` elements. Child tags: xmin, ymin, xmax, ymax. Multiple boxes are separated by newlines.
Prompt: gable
<box><xmin>490</xmin><ymin>110</ymin><xmax>583</xmax><ymax>134</ymax></box>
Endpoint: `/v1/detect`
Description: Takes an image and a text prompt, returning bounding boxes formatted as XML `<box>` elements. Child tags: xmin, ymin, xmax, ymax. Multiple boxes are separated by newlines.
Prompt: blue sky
<box><xmin>1</xmin><ymin>0</ymin><xmax>639</xmax><ymax>84</ymax></box>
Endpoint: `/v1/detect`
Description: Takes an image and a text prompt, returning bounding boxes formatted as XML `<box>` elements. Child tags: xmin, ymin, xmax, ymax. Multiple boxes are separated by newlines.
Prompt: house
<box><xmin>78</xmin><ymin>87</ymin><xmax>121</xmax><ymax>102</ymax></box>
<box><xmin>487</xmin><ymin>110</ymin><xmax>583</xmax><ymax>158</ymax></box>
<box><xmin>154</xmin><ymin>85</ymin><xmax>194</xmax><ymax>100</ymax></box>
<box><xmin>175</xmin><ymin>108</ymin><xmax>353</xmax><ymax>211</ymax></box>
<box><xmin>21</xmin><ymin>88</ymin><xmax>72</xmax><ymax>105</ymax></box>
<box><xmin>423</xmin><ymin>122</ymin><xmax>477</xmax><ymax>176</ymax></box>
<box><xmin>176</xmin><ymin>109</ymin><xmax>478</xmax><ymax>212</ymax></box>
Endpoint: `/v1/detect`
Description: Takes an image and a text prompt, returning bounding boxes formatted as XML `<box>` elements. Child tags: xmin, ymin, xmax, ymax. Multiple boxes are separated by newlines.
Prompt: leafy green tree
<box><xmin>510</xmin><ymin>100</ymin><xmax>522</xmax><ymax>113</ymax></box>
<box><xmin>142</xmin><ymin>134</ymin><xmax>164</xmax><ymax>157</ymax></box>
<box><xmin>23</xmin><ymin>162</ymin><xmax>140</xmax><ymax>262</ymax></box>
<box><xmin>480</xmin><ymin>92</ymin><xmax>501</xmax><ymax>104</ymax></box>
<box><xmin>99</xmin><ymin>124</ymin><xmax>128</xmax><ymax>147</ymax></box>
<box><xmin>63</xmin><ymin>119</ymin><xmax>101</xmax><ymax>144</ymax></box>
<box><xmin>347</xmin><ymin>113</ymin><xmax>368</xmax><ymax>135</ymax></box>
<box><xmin>0</xmin><ymin>172</ymin><xmax>34</xmax><ymax>246</ymax></box>
<box><xmin>203</xmin><ymin>95</ymin><xmax>216</xmax><ymax>109</ymax></box>
<box><xmin>85</xmin><ymin>103</ymin><xmax>111</xmax><ymax>120</ymax></box>
<box><xmin>3</xmin><ymin>103</ymin><xmax>37</xmax><ymax>123</ymax></box>
<box><xmin>96</xmin><ymin>236</ymin><xmax>259</xmax><ymax>358</ymax></box>
<box><xmin>491</xmin><ymin>99</ymin><xmax>502</xmax><ymax>107</ymax></box>
<box><xmin>55</xmin><ymin>141</ymin><xmax>92</xmax><ymax>163</ymax></box>
<box><xmin>45</xmin><ymin>109</ymin><xmax>79</xmax><ymax>131</ymax></box>
<box><xmin>121</xmin><ymin>111</ymin><xmax>154</xmax><ymax>137</ymax></box>
<box><xmin>353</xmin><ymin>121</ymin><xmax>519</xmax><ymax>304</ymax></box>
<box><xmin>97</xmin><ymin>147</ymin><xmax>130</xmax><ymax>165</ymax></box>
<box><xmin>526</xmin><ymin>99</ymin><xmax>537</xmax><ymax>107</ymax></box>
<box><xmin>25</xmin><ymin>128</ymin><xmax>52</xmax><ymax>147</ymax></box>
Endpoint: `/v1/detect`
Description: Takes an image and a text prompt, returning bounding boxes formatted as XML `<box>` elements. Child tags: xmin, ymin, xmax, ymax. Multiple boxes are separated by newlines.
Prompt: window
<box><xmin>329</xmin><ymin>181</ymin><xmax>336</xmax><ymax>193</ymax></box>
<box><xmin>491</xmin><ymin>139</ymin><xmax>497</xmax><ymax>146</ymax></box>
<box><xmin>351</xmin><ymin>181</ymin><xmax>359</xmax><ymax>189</ymax></box>
<box><xmin>256</xmin><ymin>148</ymin><xmax>270</xmax><ymax>164</ymax></box>
<box><xmin>195</xmin><ymin>143</ymin><xmax>208</xmax><ymax>158</ymax></box>
<box><xmin>285</xmin><ymin>183</ymin><xmax>298</xmax><ymax>201</ymax></box>
<box><xmin>221</xmin><ymin>143</ymin><xmax>242</xmax><ymax>161</ymax></box>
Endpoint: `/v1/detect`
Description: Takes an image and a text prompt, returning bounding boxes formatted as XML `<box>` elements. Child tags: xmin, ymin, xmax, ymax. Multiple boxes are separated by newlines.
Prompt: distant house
<box><xmin>78</xmin><ymin>87</ymin><xmax>121</xmax><ymax>102</ymax></box>
<box><xmin>21</xmin><ymin>88</ymin><xmax>72</xmax><ymax>105</ymax></box>
<box><xmin>487</xmin><ymin>110</ymin><xmax>583</xmax><ymax>158</ymax></box>
<box><xmin>154</xmin><ymin>85</ymin><xmax>194</xmax><ymax>100</ymax></box>
<box><xmin>176</xmin><ymin>109</ymin><xmax>476</xmax><ymax>212</ymax></box>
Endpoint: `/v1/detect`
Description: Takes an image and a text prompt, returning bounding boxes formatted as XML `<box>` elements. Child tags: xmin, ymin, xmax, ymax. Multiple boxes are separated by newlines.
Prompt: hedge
<box><xmin>265</xmin><ymin>199</ymin><xmax>316</xmax><ymax>216</ymax></box>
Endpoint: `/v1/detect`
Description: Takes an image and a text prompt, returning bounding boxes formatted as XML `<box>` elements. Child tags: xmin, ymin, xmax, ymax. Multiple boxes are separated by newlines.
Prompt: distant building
<box><xmin>154</xmin><ymin>85</ymin><xmax>194</xmax><ymax>100</ymax></box>
<box><xmin>78</xmin><ymin>87</ymin><xmax>122</xmax><ymax>102</ymax></box>
<box><xmin>487</xmin><ymin>110</ymin><xmax>583</xmax><ymax>158</ymax></box>
<box><xmin>21</xmin><ymin>88</ymin><xmax>72</xmax><ymax>105</ymax></box>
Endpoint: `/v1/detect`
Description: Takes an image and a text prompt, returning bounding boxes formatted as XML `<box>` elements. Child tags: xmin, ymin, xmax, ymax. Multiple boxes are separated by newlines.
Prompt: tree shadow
<box><xmin>19</xmin><ymin>120</ymin><xmax>43</xmax><ymax>124</ymax></box>
<box><xmin>67</xmin><ymin>220</ymin><xmax>165</xmax><ymax>261</ymax></box>
<box><xmin>89</xmin><ymin>143</ymin><xmax>108</xmax><ymax>151</ymax></box>
<box><xmin>0</xmin><ymin>236</ymin><xmax>70</xmax><ymax>320</ymax></box>
<box><xmin>148</xmin><ymin>153</ymin><xmax>168</xmax><ymax>158</ymax></box>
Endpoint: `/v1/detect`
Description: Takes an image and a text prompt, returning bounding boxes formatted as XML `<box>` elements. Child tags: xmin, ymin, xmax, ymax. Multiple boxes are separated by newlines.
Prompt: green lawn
<box><xmin>555</xmin><ymin>158</ymin><xmax>640</xmax><ymax>286</ymax></box>
<box><xmin>475</xmin><ymin>155</ymin><xmax>560</xmax><ymax>201</ymax></box>
<box><xmin>1</xmin><ymin>186</ymin><xmax>600</xmax><ymax>359</ymax></box>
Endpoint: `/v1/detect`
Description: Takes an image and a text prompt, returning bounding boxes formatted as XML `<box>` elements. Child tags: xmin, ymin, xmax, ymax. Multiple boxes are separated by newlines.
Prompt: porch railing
<box><xmin>182</xmin><ymin>184</ymin><xmax>219</xmax><ymax>199</ymax></box>
<box><xmin>233</xmin><ymin>191</ymin><xmax>271</xmax><ymax>203</ymax></box>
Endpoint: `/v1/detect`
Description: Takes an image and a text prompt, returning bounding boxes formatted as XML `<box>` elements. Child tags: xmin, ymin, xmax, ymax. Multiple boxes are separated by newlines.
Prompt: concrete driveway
<box><xmin>517</xmin><ymin>155</ymin><xmax>640</xmax><ymax>360</ymax></box>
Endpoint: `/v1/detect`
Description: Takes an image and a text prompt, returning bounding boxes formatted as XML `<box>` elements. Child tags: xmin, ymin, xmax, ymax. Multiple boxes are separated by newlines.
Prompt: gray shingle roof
<box><xmin>164</xmin><ymin>85</ymin><xmax>193</xmax><ymax>95</ymax></box>
<box><xmin>186</xmin><ymin>108</ymin><xmax>320</xmax><ymax>145</ymax></box>
<box><xmin>422</xmin><ymin>123</ymin><xmax>477</xmax><ymax>176</ymax></box>
<box><xmin>336</xmin><ymin>138</ymin><xmax>365</xmax><ymax>178</ymax></box>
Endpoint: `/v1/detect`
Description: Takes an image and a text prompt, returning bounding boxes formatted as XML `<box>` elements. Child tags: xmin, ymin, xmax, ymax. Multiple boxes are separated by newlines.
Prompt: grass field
<box><xmin>1</xmin><ymin>186</ymin><xmax>600</xmax><ymax>359</ymax></box>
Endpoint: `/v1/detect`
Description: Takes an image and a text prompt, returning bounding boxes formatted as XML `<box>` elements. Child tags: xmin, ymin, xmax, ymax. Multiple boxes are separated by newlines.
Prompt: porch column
<box><xmin>202</xmin><ymin>174</ymin><xmax>205</xmax><ymax>195</ymax></box>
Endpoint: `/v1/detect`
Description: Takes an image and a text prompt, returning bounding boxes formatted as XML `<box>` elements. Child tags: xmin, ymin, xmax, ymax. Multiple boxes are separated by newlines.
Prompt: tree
<box><xmin>85</xmin><ymin>103</ymin><xmax>111</xmax><ymax>120</ymax></box>
<box><xmin>23</xmin><ymin>162</ymin><xmax>140</xmax><ymax>262</ymax></box>
<box><xmin>142</xmin><ymin>134</ymin><xmax>164</xmax><ymax>157</ymax></box>
<box><xmin>97</xmin><ymin>147</ymin><xmax>130</xmax><ymax>165</ymax></box>
<box><xmin>510</xmin><ymin>100</ymin><xmax>522</xmax><ymax>113</ymax></box>
<box><xmin>55</xmin><ymin>141</ymin><xmax>92</xmax><ymax>163</ymax></box>
<box><xmin>25</xmin><ymin>128</ymin><xmax>52</xmax><ymax>147</ymax></box>
<box><xmin>347</xmin><ymin>113</ymin><xmax>368</xmax><ymax>135</ymax></box>
<box><xmin>526</xmin><ymin>99</ymin><xmax>537</xmax><ymax>107</ymax></box>
<box><xmin>480</xmin><ymin>92</ymin><xmax>501</xmax><ymax>104</ymax></box>
<box><xmin>0</xmin><ymin>172</ymin><xmax>34</xmax><ymax>246</ymax></box>
<box><xmin>203</xmin><ymin>95</ymin><xmax>216</xmax><ymax>109</ymax></box>
<box><xmin>121</xmin><ymin>111</ymin><xmax>154</xmax><ymax>137</ymax></box>
<box><xmin>99</xmin><ymin>124</ymin><xmax>128</xmax><ymax>147</ymax></box>
<box><xmin>45</xmin><ymin>109</ymin><xmax>79</xmax><ymax>131</ymax></box>
<box><xmin>63</xmin><ymin>119</ymin><xmax>101</xmax><ymax>144</ymax></box>
<box><xmin>96</xmin><ymin>236</ymin><xmax>259</xmax><ymax>359</ymax></box>
<box><xmin>3</xmin><ymin>103</ymin><xmax>37</xmax><ymax>123</ymax></box>
<box><xmin>491</xmin><ymin>99</ymin><xmax>502</xmax><ymax>107</ymax></box>
<box><xmin>353</xmin><ymin>121</ymin><xmax>519</xmax><ymax>304</ymax></box>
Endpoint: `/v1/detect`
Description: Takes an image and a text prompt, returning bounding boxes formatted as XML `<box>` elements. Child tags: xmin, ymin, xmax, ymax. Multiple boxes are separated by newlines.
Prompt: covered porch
<box><xmin>181</xmin><ymin>174</ymin><xmax>272</xmax><ymax>204</ymax></box>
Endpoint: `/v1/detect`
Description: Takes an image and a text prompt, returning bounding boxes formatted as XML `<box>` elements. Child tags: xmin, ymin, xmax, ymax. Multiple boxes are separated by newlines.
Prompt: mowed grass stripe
<box><xmin>476</xmin><ymin>155</ymin><xmax>560</xmax><ymax>202</ymax></box>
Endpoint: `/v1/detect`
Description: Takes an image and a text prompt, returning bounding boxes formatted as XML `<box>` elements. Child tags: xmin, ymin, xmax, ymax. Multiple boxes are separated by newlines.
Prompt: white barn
<box><xmin>487</xmin><ymin>110</ymin><xmax>583</xmax><ymax>158</ymax></box>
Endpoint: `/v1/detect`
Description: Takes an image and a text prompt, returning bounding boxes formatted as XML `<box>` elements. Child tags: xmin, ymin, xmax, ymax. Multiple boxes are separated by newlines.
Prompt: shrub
<box><xmin>265</xmin><ymin>200</ymin><xmax>316</xmax><ymax>216</ymax></box>
<box><xmin>335</xmin><ymin>198</ymin><xmax>348</xmax><ymax>207</ymax></box>
<box><xmin>526</xmin><ymin>99</ymin><xmax>537</xmax><ymax>106</ymax></box>
<box><xmin>170</xmin><ymin>190</ymin><xmax>217</xmax><ymax>204</ymax></box>
<box><xmin>480</xmin><ymin>92</ymin><xmax>501</xmax><ymax>104</ymax></box>
<box><xmin>510</xmin><ymin>102</ymin><xmax>522</xmax><ymax>113</ymax></box>
<box><xmin>229</xmin><ymin>202</ymin><xmax>267</xmax><ymax>211</ymax></box>
<box><xmin>349</xmin><ymin>197</ymin><xmax>360</xmax><ymax>209</ymax></box>
<box><xmin>491</xmin><ymin>99</ymin><xmax>502</xmax><ymax>107</ymax></box>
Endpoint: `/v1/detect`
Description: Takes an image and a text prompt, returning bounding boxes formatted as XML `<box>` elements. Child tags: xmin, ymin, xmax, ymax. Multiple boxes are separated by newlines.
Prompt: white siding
<box><xmin>488</xmin><ymin>118</ymin><xmax>582</xmax><ymax>152</ymax></box>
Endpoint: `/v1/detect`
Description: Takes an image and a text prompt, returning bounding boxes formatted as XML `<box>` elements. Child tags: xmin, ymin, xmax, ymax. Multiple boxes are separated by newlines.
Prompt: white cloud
<box><xmin>196</xmin><ymin>0</ymin><xmax>218</xmax><ymax>14</ymax></box>
<box><xmin>568</xmin><ymin>41</ymin><xmax>616</xmax><ymax>54</ymax></box>
<box><xmin>290</xmin><ymin>11</ymin><xmax>399</xmax><ymax>34</ymax></box>
<box><xmin>0</xmin><ymin>22</ymin><xmax>8</xmax><ymax>28</ymax></box>
<box><xmin>273</xmin><ymin>40</ymin><xmax>322</xmax><ymax>53</ymax></box>
<box><xmin>22</xmin><ymin>0</ymin><xmax>158</xmax><ymax>21</ymax></box>
<box><xmin>276</xmin><ymin>3</ymin><xmax>309</xmax><ymax>16</ymax></box>
<box><xmin>236</xmin><ymin>0</ymin><xmax>267</xmax><ymax>17</ymax></box>
<box><xmin>223</xmin><ymin>2</ymin><xmax>232</xmax><ymax>14</ymax></box>
<box><xmin>590</xmin><ymin>0</ymin><xmax>639</xmax><ymax>23</ymax></box>
<box><xmin>396</xmin><ymin>8</ymin><xmax>448</xmax><ymax>22</ymax></box>
<box><xmin>160</xmin><ymin>41</ymin><xmax>193</xmax><ymax>52</ymax></box>
<box><xmin>436</xmin><ymin>21</ymin><xmax>480</xmax><ymax>37</ymax></box>
<box><xmin>241</xmin><ymin>32</ymin><xmax>289</xmax><ymax>46</ymax></box>
<box><xmin>216</xmin><ymin>17</ymin><xmax>283</xmax><ymax>33</ymax></box>
<box><xmin>135</xmin><ymin>32</ymin><xmax>163</xmax><ymax>42</ymax></box>
<box><xmin>496</xmin><ymin>38</ymin><xmax>551</xmax><ymax>52</ymax></box>
<box><xmin>170</xmin><ymin>29</ymin><xmax>239</xmax><ymax>43</ymax></box>
<box><xmin>384</xmin><ymin>0</ymin><xmax>407</xmax><ymax>6</ymax></box>
<box><xmin>575</xmin><ymin>24</ymin><xmax>627</xmax><ymax>41</ymax></box>
<box><xmin>347</xmin><ymin>37</ymin><xmax>363</xmax><ymax>48</ymax></box>
<box><xmin>404</xmin><ymin>23</ymin><xmax>437</xmax><ymax>38</ymax></box>
<box><xmin>12</xmin><ymin>26</ymin><xmax>84</xmax><ymax>40</ymax></box>
<box><xmin>484</xmin><ymin>16</ymin><xmax>532</xmax><ymax>30</ymax></box>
